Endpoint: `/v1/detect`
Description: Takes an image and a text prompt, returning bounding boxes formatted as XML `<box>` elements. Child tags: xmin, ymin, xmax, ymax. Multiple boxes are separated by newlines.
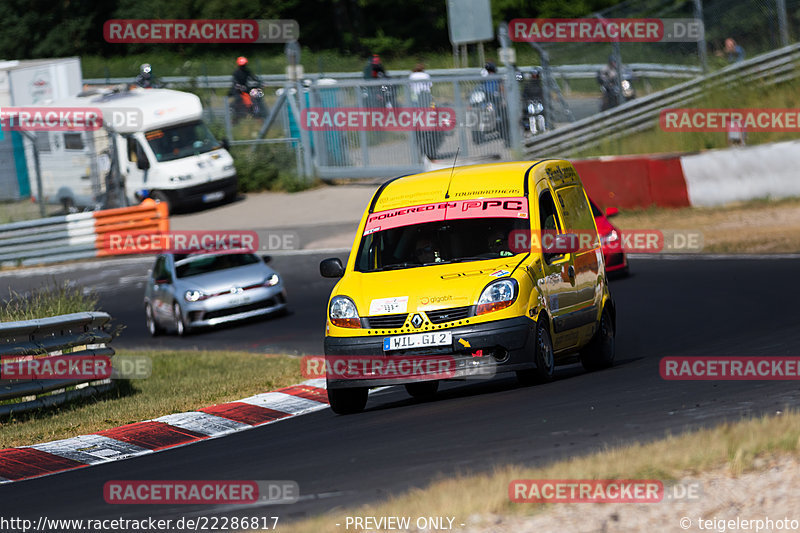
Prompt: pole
<box><xmin>692</xmin><ymin>0</ymin><xmax>709</xmax><ymax>72</ymax></box>
<box><xmin>776</xmin><ymin>0</ymin><xmax>789</xmax><ymax>47</ymax></box>
<box><xmin>20</xmin><ymin>131</ymin><xmax>46</xmax><ymax>217</ymax></box>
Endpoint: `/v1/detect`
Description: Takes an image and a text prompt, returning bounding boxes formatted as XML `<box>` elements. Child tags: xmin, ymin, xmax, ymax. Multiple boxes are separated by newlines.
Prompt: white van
<box><xmin>24</xmin><ymin>87</ymin><xmax>237</xmax><ymax>212</ymax></box>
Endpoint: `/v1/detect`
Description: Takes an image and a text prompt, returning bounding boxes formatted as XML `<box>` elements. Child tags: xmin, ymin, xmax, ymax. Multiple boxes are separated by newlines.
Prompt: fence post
<box><xmin>693</xmin><ymin>0</ymin><xmax>709</xmax><ymax>73</ymax></box>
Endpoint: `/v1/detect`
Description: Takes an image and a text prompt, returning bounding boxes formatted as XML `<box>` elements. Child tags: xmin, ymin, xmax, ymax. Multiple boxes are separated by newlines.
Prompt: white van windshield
<box><xmin>145</xmin><ymin>121</ymin><xmax>222</xmax><ymax>162</ymax></box>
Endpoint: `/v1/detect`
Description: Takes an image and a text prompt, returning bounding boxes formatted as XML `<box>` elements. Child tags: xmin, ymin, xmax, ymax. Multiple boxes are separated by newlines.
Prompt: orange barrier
<box><xmin>95</xmin><ymin>199</ymin><xmax>170</xmax><ymax>257</ymax></box>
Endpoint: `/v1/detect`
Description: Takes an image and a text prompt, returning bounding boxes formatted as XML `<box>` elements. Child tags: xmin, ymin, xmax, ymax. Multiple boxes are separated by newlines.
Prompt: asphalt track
<box><xmin>3</xmin><ymin>256</ymin><xmax>800</xmax><ymax>528</ymax></box>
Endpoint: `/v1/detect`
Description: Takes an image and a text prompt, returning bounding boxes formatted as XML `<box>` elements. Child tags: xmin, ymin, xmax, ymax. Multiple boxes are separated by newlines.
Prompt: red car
<box><xmin>589</xmin><ymin>198</ymin><xmax>629</xmax><ymax>276</ymax></box>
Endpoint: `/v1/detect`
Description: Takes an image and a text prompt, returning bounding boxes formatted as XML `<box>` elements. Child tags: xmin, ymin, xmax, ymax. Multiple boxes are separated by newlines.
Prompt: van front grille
<box><xmin>426</xmin><ymin>306</ymin><xmax>472</xmax><ymax>324</ymax></box>
<box><xmin>364</xmin><ymin>314</ymin><xmax>408</xmax><ymax>329</ymax></box>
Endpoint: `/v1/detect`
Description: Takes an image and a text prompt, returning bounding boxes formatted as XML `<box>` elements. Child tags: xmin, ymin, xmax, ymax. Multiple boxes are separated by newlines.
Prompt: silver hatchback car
<box><xmin>144</xmin><ymin>253</ymin><xmax>288</xmax><ymax>336</ymax></box>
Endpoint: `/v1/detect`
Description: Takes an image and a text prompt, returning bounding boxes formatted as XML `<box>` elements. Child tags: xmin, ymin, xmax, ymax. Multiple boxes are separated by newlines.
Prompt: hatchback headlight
<box><xmin>476</xmin><ymin>279</ymin><xmax>518</xmax><ymax>315</ymax></box>
<box><xmin>329</xmin><ymin>296</ymin><xmax>361</xmax><ymax>328</ymax></box>
<box><xmin>600</xmin><ymin>230</ymin><xmax>620</xmax><ymax>246</ymax></box>
<box><xmin>265</xmin><ymin>273</ymin><xmax>280</xmax><ymax>287</ymax></box>
<box><xmin>184</xmin><ymin>290</ymin><xmax>206</xmax><ymax>302</ymax></box>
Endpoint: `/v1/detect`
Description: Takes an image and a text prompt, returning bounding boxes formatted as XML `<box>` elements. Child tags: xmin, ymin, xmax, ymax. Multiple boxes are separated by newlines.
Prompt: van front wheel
<box><xmin>328</xmin><ymin>387</ymin><xmax>368</xmax><ymax>415</ymax></box>
<box><xmin>580</xmin><ymin>307</ymin><xmax>615</xmax><ymax>371</ymax></box>
<box><xmin>150</xmin><ymin>191</ymin><xmax>172</xmax><ymax>213</ymax></box>
<box><xmin>405</xmin><ymin>381</ymin><xmax>439</xmax><ymax>401</ymax></box>
<box><xmin>517</xmin><ymin>319</ymin><xmax>555</xmax><ymax>385</ymax></box>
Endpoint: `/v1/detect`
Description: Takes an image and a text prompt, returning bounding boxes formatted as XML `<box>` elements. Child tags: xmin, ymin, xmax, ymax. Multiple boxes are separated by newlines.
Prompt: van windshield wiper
<box><xmin>442</xmin><ymin>255</ymin><xmax>494</xmax><ymax>263</ymax></box>
<box><xmin>373</xmin><ymin>262</ymin><xmax>418</xmax><ymax>271</ymax></box>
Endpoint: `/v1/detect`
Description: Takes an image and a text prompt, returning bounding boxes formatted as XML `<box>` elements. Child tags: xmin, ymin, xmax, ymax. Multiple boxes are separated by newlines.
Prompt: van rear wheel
<box><xmin>580</xmin><ymin>307</ymin><xmax>615</xmax><ymax>371</ymax></box>
<box><xmin>517</xmin><ymin>318</ymin><xmax>555</xmax><ymax>385</ymax></box>
<box><xmin>328</xmin><ymin>387</ymin><xmax>368</xmax><ymax>415</ymax></box>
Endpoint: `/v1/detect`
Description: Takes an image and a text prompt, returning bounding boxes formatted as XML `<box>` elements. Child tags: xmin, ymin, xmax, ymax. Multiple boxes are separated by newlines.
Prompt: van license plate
<box><xmin>203</xmin><ymin>191</ymin><xmax>224</xmax><ymax>202</ymax></box>
<box><xmin>383</xmin><ymin>332</ymin><xmax>452</xmax><ymax>351</ymax></box>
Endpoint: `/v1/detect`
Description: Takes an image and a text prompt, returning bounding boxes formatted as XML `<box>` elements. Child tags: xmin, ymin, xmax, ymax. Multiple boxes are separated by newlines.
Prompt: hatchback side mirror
<box><xmin>320</xmin><ymin>257</ymin><xmax>344</xmax><ymax>278</ymax></box>
<box><xmin>605</xmin><ymin>207</ymin><xmax>619</xmax><ymax>218</ymax></box>
<box><xmin>261</xmin><ymin>255</ymin><xmax>272</xmax><ymax>264</ymax></box>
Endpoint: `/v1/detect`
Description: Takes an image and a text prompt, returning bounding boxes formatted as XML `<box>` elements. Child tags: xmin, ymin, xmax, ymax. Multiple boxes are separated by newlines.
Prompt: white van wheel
<box><xmin>150</xmin><ymin>191</ymin><xmax>172</xmax><ymax>212</ymax></box>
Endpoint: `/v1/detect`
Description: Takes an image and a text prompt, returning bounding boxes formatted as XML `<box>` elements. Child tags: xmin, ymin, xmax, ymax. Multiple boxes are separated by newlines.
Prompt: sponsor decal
<box><xmin>364</xmin><ymin>197</ymin><xmax>528</xmax><ymax>235</ymax></box>
<box><xmin>369</xmin><ymin>296</ymin><xmax>408</xmax><ymax>315</ymax></box>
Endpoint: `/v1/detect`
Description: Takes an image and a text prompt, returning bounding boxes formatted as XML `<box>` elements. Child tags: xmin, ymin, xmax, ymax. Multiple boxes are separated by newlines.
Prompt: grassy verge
<box><xmin>612</xmin><ymin>196</ymin><xmax>800</xmax><ymax>254</ymax></box>
<box><xmin>281</xmin><ymin>410</ymin><xmax>800</xmax><ymax>533</ymax></box>
<box><xmin>576</xmin><ymin>77</ymin><xmax>800</xmax><ymax>157</ymax></box>
<box><xmin>0</xmin><ymin>349</ymin><xmax>303</xmax><ymax>449</ymax></box>
<box><xmin>0</xmin><ymin>281</ymin><xmax>99</xmax><ymax>321</ymax></box>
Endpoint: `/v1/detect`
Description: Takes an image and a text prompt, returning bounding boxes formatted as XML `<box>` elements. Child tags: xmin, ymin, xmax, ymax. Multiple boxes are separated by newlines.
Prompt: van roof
<box><xmin>32</xmin><ymin>88</ymin><xmax>203</xmax><ymax>134</ymax></box>
<box><xmin>371</xmin><ymin>161</ymin><xmax>550</xmax><ymax>212</ymax></box>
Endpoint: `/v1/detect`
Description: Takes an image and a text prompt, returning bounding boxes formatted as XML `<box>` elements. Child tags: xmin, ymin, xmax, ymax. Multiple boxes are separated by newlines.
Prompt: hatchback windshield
<box><xmin>175</xmin><ymin>254</ymin><xmax>260</xmax><ymax>278</ymax></box>
<box><xmin>145</xmin><ymin>121</ymin><xmax>221</xmax><ymax>162</ymax></box>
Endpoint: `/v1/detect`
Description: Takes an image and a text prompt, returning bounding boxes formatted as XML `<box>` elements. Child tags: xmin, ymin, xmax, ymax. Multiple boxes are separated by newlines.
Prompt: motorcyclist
<box><xmin>597</xmin><ymin>56</ymin><xmax>620</xmax><ymax>109</ymax></box>
<box><xmin>232</xmin><ymin>56</ymin><xmax>260</xmax><ymax>88</ymax></box>
<box><xmin>522</xmin><ymin>68</ymin><xmax>544</xmax><ymax>101</ymax></box>
<box><xmin>134</xmin><ymin>64</ymin><xmax>163</xmax><ymax>88</ymax></box>
<box><xmin>364</xmin><ymin>54</ymin><xmax>388</xmax><ymax>79</ymax></box>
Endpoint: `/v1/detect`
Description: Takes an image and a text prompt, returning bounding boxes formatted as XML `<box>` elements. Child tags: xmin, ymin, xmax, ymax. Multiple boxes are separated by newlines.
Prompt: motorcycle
<box><xmin>468</xmin><ymin>82</ymin><xmax>510</xmax><ymax>147</ymax></box>
<box><xmin>522</xmin><ymin>98</ymin><xmax>547</xmax><ymax>135</ymax></box>
<box><xmin>361</xmin><ymin>80</ymin><xmax>397</xmax><ymax>109</ymax></box>
<box><xmin>229</xmin><ymin>79</ymin><xmax>267</xmax><ymax>121</ymax></box>
<box><xmin>598</xmin><ymin>68</ymin><xmax>635</xmax><ymax>111</ymax></box>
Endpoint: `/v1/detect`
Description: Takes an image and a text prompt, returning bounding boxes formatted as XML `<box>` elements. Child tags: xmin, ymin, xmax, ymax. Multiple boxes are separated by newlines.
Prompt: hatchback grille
<box><xmin>203</xmin><ymin>298</ymin><xmax>278</xmax><ymax>320</ymax></box>
<box><xmin>365</xmin><ymin>313</ymin><xmax>408</xmax><ymax>329</ymax></box>
<box><xmin>426</xmin><ymin>306</ymin><xmax>471</xmax><ymax>324</ymax></box>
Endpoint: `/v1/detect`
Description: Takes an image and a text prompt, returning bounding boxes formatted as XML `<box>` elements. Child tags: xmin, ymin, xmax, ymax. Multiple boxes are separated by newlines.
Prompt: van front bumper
<box><xmin>324</xmin><ymin>316</ymin><xmax>537</xmax><ymax>389</ymax></box>
<box><xmin>163</xmin><ymin>175</ymin><xmax>238</xmax><ymax>207</ymax></box>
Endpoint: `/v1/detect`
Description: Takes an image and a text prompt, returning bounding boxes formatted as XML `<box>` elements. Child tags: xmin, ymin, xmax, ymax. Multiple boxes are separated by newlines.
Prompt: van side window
<box><xmin>127</xmin><ymin>137</ymin><xmax>138</xmax><ymax>163</ymax></box>
<box><xmin>539</xmin><ymin>190</ymin><xmax>562</xmax><ymax>264</ymax></box>
<box><xmin>557</xmin><ymin>186</ymin><xmax>597</xmax><ymax>239</ymax></box>
<box><xmin>64</xmin><ymin>133</ymin><xmax>84</xmax><ymax>151</ymax></box>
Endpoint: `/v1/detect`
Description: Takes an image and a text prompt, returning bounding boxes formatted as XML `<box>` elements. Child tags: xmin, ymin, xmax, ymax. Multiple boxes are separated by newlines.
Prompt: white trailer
<box><xmin>0</xmin><ymin>57</ymin><xmax>82</xmax><ymax>201</ymax></box>
<box><xmin>23</xmin><ymin>87</ymin><xmax>238</xmax><ymax>212</ymax></box>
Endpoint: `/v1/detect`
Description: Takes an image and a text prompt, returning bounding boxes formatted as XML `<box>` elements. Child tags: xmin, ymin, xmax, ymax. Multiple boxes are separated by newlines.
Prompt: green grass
<box><xmin>0</xmin><ymin>349</ymin><xmax>304</xmax><ymax>449</ymax></box>
<box><xmin>0</xmin><ymin>281</ymin><xmax>99</xmax><ymax>321</ymax></box>
<box><xmin>575</xmin><ymin>73</ymin><xmax>800</xmax><ymax>157</ymax></box>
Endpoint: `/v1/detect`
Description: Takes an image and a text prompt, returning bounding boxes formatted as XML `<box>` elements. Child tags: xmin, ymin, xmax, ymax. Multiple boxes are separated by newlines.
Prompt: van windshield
<box><xmin>145</xmin><ymin>121</ymin><xmax>222</xmax><ymax>162</ymax></box>
<box><xmin>355</xmin><ymin>217</ymin><xmax>530</xmax><ymax>273</ymax></box>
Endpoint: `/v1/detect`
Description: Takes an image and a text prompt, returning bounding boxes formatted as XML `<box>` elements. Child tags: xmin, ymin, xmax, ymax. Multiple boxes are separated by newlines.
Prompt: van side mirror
<box><xmin>320</xmin><ymin>258</ymin><xmax>344</xmax><ymax>278</ymax></box>
<box><xmin>220</xmin><ymin>138</ymin><xmax>231</xmax><ymax>150</ymax></box>
<box><xmin>605</xmin><ymin>207</ymin><xmax>619</xmax><ymax>218</ymax></box>
<box><xmin>137</xmin><ymin>156</ymin><xmax>150</xmax><ymax>170</ymax></box>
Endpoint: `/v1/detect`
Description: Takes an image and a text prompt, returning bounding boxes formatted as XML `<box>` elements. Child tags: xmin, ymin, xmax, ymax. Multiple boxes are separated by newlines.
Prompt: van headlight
<box><xmin>184</xmin><ymin>290</ymin><xmax>206</xmax><ymax>302</ymax></box>
<box><xmin>476</xmin><ymin>279</ymin><xmax>518</xmax><ymax>315</ymax></box>
<box><xmin>329</xmin><ymin>296</ymin><xmax>361</xmax><ymax>328</ymax></box>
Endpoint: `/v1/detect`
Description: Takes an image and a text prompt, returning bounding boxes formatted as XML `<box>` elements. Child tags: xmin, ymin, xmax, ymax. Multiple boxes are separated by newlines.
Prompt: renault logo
<box><xmin>411</xmin><ymin>314</ymin><xmax>423</xmax><ymax>328</ymax></box>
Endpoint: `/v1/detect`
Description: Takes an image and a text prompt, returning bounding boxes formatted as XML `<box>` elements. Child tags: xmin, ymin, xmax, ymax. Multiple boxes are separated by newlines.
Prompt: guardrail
<box><xmin>0</xmin><ymin>199</ymin><xmax>169</xmax><ymax>268</ymax></box>
<box><xmin>0</xmin><ymin>312</ymin><xmax>114</xmax><ymax>416</ymax></box>
<box><xmin>524</xmin><ymin>44</ymin><xmax>800</xmax><ymax>158</ymax></box>
<box><xmin>83</xmin><ymin>63</ymin><xmax>701</xmax><ymax>89</ymax></box>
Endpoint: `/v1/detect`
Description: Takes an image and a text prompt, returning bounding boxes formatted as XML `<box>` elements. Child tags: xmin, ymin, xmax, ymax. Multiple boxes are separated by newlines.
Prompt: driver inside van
<box><xmin>413</xmin><ymin>235</ymin><xmax>440</xmax><ymax>264</ymax></box>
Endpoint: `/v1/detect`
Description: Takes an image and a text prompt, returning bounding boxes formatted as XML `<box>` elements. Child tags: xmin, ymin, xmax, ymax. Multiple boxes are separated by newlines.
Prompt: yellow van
<box><xmin>319</xmin><ymin>161</ymin><xmax>615</xmax><ymax>414</ymax></box>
